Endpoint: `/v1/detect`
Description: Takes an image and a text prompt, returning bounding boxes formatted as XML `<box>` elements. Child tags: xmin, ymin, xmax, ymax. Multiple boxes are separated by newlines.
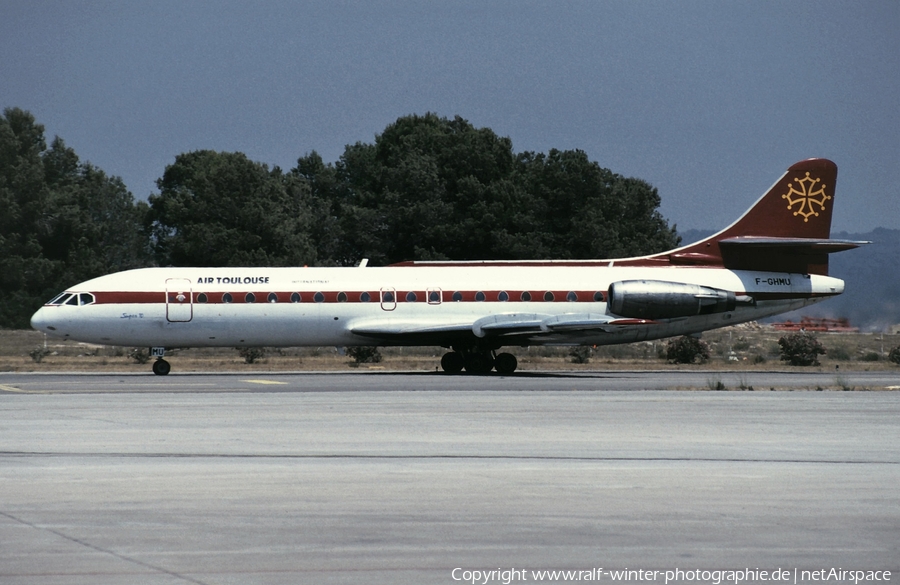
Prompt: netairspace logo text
<box><xmin>450</xmin><ymin>567</ymin><xmax>892</xmax><ymax>584</ymax></box>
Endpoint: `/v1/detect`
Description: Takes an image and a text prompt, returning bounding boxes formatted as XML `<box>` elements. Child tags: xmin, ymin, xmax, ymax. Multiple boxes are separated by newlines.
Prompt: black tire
<box><xmin>464</xmin><ymin>352</ymin><xmax>494</xmax><ymax>375</ymax></box>
<box><xmin>494</xmin><ymin>352</ymin><xmax>518</xmax><ymax>374</ymax></box>
<box><xmin>152</xmin><ymin>359</ymin><xmax>171</xmax><ymax>376</ymax></box>
<box><xmin>440</xmin><ymin>352</ymin><xmax>465</xmax><ymax>373</ymax></box>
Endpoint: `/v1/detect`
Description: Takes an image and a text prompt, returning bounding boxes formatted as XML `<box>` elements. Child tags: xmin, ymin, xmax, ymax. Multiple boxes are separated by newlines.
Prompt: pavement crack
<box><xmin>0</xmin><ymin>510</ymin><xmax>211</xmax><ymax>585</ymax></box>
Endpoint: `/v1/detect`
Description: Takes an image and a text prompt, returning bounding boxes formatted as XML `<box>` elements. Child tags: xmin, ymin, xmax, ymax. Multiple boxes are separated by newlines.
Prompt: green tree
<box><xmin>294</xmin><ymin>113</ymin><xmax>680</xmax><ymax>265</ymax></box>
<box><xmin>0</xmin><ymin>108</ymin><xmax>148</xmax><ymax>328</ymax></box>
<box><xmin>148</xmin><ymin>151</ymin><xmax>317</xmax><ymax>267</ymax></box>
<box><xmin>514</xmin><ymin>149</ymin><xmax>680</xmax><ymax>259</ymax></box>
<box><xmin>291</xmin><ymin>151</ymin><xmax>347</xmax><ymax>265</ymax></box>
<box><xmin>330</xmin><ymin>113</ymin><xmax>523</xmax><ymax>264</ymax></box>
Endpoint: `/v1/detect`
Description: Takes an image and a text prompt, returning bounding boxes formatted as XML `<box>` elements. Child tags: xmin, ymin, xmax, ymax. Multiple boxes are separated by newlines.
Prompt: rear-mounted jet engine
<box><xmin>607</xmin><ymin>280</ymin><xmax>753</xmax><ymax>320</ymax></box>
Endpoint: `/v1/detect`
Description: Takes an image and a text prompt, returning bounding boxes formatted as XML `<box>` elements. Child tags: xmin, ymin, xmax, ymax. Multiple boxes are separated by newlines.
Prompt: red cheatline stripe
<box><xmin>79</xmin><ymin>290</ymin><xmax>837</xmax><ymax>306</ymax></box>
<box><xmin>88</xmin><ymin>290</ymin><xmax>609</xmax><ymax>305</ymax></box>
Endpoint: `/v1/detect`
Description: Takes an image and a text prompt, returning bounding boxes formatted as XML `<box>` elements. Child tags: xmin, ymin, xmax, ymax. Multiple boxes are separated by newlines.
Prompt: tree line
<box><xmin>1</xmin><ymin>108</ymin><xmax>680</xmax><ymax>329</ymax></box>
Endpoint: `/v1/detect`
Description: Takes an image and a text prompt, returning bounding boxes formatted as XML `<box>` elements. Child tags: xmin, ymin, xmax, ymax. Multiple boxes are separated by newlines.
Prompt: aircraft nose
<box><xmin>31</xmin><ymin>307</ymin><xmax>57</xmax><ymax>334</ymax></box>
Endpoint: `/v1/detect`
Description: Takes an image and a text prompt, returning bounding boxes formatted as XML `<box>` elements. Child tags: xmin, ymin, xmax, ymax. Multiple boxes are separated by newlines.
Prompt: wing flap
<box><xmin>472</xmin><ymin>313</ymin><xmax>553</xmax><ymax>337</ymax></box>
<box><xmin>541</xmin><ymin>314</ymin><xmax>658</xmax><ymax>332</ymax></box>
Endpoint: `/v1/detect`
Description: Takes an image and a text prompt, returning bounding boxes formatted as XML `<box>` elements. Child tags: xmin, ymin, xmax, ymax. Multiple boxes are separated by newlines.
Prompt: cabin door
<box><xmin>166</xmin><ymin>278</ymin><xmax>193</xmax><ymax>322</ymax></box>
<box><xmin>380</xmin><ymin>287</ymin><xmax>396</xmax><ymax>311</ymax></box>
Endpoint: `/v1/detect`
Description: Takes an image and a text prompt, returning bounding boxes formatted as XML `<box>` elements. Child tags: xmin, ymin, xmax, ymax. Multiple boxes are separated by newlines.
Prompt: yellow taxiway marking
<box><xmin>242</xmin><ymin>379</ymin><xmax>288</xmax><ymax>385</ymax></box>
<box><xmin>0</xmin><ymin>384</ymin><xmax>47</xmax><ymax>394</ymax></box>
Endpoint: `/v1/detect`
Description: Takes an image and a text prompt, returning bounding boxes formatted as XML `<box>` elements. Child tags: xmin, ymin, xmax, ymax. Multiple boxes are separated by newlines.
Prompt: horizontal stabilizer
<box><xmin>718</xmin><ymin>237</ymin><xmax>867</xmax><ymax>253</ymax></box>
<box><xmin>716</xmin><ymin>237</ymin><xmax>868</xmax><ymax>273</ymax></box>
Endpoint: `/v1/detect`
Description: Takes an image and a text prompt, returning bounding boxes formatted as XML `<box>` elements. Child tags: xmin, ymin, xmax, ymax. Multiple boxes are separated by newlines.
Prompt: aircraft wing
<box><xmin>350</xmin><ymin>321</ymin><xmax>475</xmax><ymax>337</ymax></box>
<box><xmin>350</xmin><ymin>313</ymin><xmax>657</xmax><ymax>344</ymax></box>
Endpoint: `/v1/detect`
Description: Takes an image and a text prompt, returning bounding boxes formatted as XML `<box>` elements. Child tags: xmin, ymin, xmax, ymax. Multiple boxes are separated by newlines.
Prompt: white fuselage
<box><xmin>30</xmin><ymin>264</ymin><xmax>842</xmax><ymax>349</ymax></box>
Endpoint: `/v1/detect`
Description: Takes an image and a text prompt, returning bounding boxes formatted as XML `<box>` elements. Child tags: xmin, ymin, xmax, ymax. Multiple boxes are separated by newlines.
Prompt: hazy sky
<box><xmin>2</xmin><ymin>1</ymin><xmax>897</xmax><ymax>233</ymax></box>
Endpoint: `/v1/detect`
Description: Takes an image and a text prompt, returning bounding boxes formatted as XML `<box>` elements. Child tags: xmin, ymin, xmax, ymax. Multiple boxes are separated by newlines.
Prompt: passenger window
<box><xmin>452</xmin><ymin>291</ymin><xmax>463</xmax><ymax>302</ymax></box>
<box><xmin>406</xmin><ymin>291</ymin><xmax>417</xmax><ymax>302</ymax></box>
<box><xmin>245</xmin><ymin>292</ymin><xmax>256</xmax><ymax>303</ymax></box>
<box><xmin>475</xmin><ymin>291</ymin><xmax>486</xmax><ymax>302</ymax></box>
<box><xmin>267</xmin><ymin>293</ymin><xmax>278</xmax><ymax>303</ymax></box>
<box><xmin>543</xmin><ymin>291</ymin><xmax>555</xmax><ymax>302</ymax></box>
<box><xmin>314</xmin><ymin>292</ymin><xmax>325</xmax><ymax>303</ymax></box>
<box><xmin>337</xmin><ymin>292</ymin><xmax>348</xmax><ymax>303</ymax></box>
<box><xmin>197</xmin><ymin>293</ymin><xmax>208</xmax><ymax>303</ymax></box>
<box><xmin>428</xmin><ymin>290</ymin><xmax>441</xmax><ymax>303</ymax></box>
<box><xmin>520</xmin><ymin>291</ymin><xmax>532</xmax><ymax>302</ymax></box>
<box><xmin>498</xmin><ymin>291</ymin><xmax>509</xmax><ymax>302</ymax></box>
<box><xmin>360</xmin><ymin>291</ymin><xmax>371</xmax><ymax>302</ymax></box>
<box><xmin>223</xmin><ymin>293</ymin><xmax>233</xmax><ymax>303</ymax></box>
<box><xmin>382</xmin><ymin>291</ymin><xmax>395</xmax><ymax>303</ymax></box>
<box><xmin>593</xmin><ymin>291</ymin><xmax>605</xmax><ymax>302</ymax></box>
<box><xmin>566</xmin><ymin>291</ymin><xmax>578</xmax><ymax>302</ymax></box>
<box><xmin>291</xmin><ymin>292</ymin><xmax>301</xmax><ymax>303</ymax></box>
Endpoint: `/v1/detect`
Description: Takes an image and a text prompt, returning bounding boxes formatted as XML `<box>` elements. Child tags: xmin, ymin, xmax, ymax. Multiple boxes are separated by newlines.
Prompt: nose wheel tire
<box><xmin>152</xmin><ymin>358</ymin><xmax>171</xmax><ymax>376</ymax></box>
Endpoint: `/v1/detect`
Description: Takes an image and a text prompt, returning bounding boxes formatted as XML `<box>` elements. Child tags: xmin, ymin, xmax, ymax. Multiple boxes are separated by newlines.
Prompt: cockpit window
<box><xmin>48</xmin><ymin>292</ymin><xmax>96</xmax><ymax>306</ymax></box>
<box><xmin>48</xmin><ymin>292</ymin><xmax>70</xmax><ymax>305</ymax></box>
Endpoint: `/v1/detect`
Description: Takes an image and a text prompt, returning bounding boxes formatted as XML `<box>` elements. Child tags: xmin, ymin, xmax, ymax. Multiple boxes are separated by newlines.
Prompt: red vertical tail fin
<box><xmin>719</xmin><ymin>158</ymin><xmax>837</xmax><ymax>239</ymax></box>
<box><xmin>662</xmin><ymin>159</ymin><xmax>858</xmax><ymax>275</ymax></box>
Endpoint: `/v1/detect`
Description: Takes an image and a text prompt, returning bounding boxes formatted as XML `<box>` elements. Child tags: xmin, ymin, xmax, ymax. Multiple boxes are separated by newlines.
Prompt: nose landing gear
<box><xmin>440</xmin><ymin>349</ymin><xmax>518</xmax><ymax>375</ymax></box>
<box><xmin>152</xmin><ymin>358</ymin><xmax>171</xmax><ymax>376</ymax></box>
<box><xmin>149</xmin><ymin>347</ymin><xmax>170</xmax><ymax>375</ymax></box>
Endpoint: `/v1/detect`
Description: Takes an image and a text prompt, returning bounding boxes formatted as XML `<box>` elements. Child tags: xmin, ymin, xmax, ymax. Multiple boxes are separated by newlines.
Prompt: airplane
<box><xmin>30</xmin><ymin>158</ymin><xmax>864</xmax><ymax>376</ymax></box>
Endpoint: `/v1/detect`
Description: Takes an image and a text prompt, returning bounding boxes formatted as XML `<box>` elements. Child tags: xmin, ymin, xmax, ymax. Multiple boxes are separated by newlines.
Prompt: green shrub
<box><xmin>29</xmin><ymin>346</ymin><xmax>50</xmax><ymax>363</ymax></box>
<box><xmin>828</xmin><ymin>345</ymin><xmax>851</xmax><ymax>361</ymax></box>
<box><xmin>569</xmin><ymin>346</ymin><xmax>592</xmax><ymax>364</ymax></box>
<box><xmin>888</xmin><ymin>346</ymin><xmax>900</xmax><ymax>365</ymax></box>
<box><xmin>237</xmin><ymin>347</ymin><xmax>266</xmax><ymax>364</ymax></box>
<box><xmin>666</xmin><ymin>336</ymin><xmax>710</xmax><ymax>364</ymax></box>
<box><xmin>778</xmin><ymin>332</ymin><xmax>826</xmax><ymax>366</ymax></box>
<box><xmin>347</xmin><ymin>346</ymin><xmax>383</xmax><ymax>364</ymax></box>
<box><xmin>129</xmin><ymin>348</ymin><xmax>150</xmax><ymax>364</ymax></box>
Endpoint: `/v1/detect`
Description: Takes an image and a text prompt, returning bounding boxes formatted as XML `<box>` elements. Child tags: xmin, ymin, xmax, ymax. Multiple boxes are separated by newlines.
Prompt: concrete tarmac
<box><xmin>1</xmin><ymin>372</ymin><xmax>898</xmax><ymax>584</ymax></box>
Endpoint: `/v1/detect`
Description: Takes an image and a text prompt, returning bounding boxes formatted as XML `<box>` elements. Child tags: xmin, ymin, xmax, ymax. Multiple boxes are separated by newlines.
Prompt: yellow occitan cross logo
<box><xmin>782</xmin><ymin>172</ymin><xmax>830</xmax><ymax>222</ymax></box>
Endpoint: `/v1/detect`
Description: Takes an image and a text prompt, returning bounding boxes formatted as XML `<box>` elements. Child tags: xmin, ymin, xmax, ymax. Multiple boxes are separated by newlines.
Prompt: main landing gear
<box><xmin>440</xmin><ymin>349</ymin><xmax>518</xmax><ymax>375</ymax></box>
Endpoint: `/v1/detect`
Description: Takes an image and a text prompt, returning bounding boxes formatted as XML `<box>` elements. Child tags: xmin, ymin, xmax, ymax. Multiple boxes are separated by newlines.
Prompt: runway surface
<box><xmin>1</xmin><ymin>371</ymin><xmax>898</xmax><ymax>584</ymax></box>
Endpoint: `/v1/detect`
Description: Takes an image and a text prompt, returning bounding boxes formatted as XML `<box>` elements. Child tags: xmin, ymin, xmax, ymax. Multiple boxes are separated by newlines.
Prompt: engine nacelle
<box><xmin>607</xmin><ymin>280</ymin><xmax>739</xmax><ymax>320</ymax></box>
